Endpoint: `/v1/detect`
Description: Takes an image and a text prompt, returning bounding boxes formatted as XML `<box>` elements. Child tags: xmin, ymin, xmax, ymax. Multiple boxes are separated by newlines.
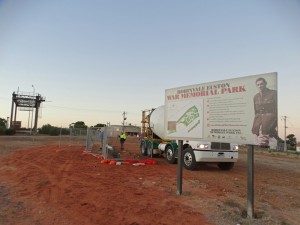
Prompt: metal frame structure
<box><xmin>10</xmin><ymin>91</ymin><xmax>45</xmax><ymax>133</ymax></box>
<box><xmin>141</xmin><ymin>108</ymin><xmax>156</xmax><ymax>140</ymax></box>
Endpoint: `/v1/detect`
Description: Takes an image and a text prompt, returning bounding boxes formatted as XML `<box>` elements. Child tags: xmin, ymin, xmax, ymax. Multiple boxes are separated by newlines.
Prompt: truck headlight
<box><xmin>233</xmin><ymin>145</ymin><xmax>239</xmax><ymax>151</ymax></box>
<box><xmin>197</xmin><ymin>144</ymin><xmax>208</xmax><ymax>149</ymax></box>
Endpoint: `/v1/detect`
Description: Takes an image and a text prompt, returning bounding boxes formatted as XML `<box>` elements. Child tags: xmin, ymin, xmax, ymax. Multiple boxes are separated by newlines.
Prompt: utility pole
<box><xmin>282</xmin><ymin>116</ymin><xmax>288</xmax><ymax>151</ymax></box>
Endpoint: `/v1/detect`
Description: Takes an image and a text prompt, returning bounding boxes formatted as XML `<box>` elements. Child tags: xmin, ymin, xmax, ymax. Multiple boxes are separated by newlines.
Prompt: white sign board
<box><xmin>164</xmin><ymin>72</ymin><xmax>278</xmax><ymax>146</ymax></box>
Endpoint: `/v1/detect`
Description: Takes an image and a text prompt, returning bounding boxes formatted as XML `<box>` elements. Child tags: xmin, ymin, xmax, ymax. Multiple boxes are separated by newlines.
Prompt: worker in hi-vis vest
<box><xmin>119</xmin><ymin>132</ymin><xmax>126</xmax><ymax>150</ymax></box>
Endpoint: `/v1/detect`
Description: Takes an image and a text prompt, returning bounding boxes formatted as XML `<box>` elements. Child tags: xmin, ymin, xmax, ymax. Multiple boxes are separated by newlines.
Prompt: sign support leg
<box><xmin>247</xmin><ymin>145</ymin><xmax>254</xmax><ymax>218</ymax></box>
<box><xmin>177</xmin><ymin>140</ymin><xmax>183</xmax><ymax>195</ymax></box>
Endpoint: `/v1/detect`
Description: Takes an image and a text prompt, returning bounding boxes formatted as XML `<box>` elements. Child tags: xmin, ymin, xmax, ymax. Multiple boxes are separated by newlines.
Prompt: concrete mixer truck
<box><xmin>140</xmin><ymin>105</ymin><xmax>239</xmax><ymax>170</ymax></box>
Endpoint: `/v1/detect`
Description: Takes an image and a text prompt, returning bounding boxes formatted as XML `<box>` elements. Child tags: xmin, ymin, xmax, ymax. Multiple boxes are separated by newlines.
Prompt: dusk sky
<box><xmin>1</xmin><ymin>0</ymin><xmax>300</xmax><ymax>141</ymax></box>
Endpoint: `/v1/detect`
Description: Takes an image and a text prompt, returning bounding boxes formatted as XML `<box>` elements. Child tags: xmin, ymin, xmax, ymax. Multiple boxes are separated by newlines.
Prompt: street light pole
<box><xmin>30</xmin><ymin>85</ymin><xmax>35</xmax><ymax>135</ymax></box>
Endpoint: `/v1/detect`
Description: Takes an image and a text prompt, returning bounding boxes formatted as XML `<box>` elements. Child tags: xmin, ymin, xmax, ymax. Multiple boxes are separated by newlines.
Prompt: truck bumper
<box><xmin>193</xmin><ymin>150</ymin><xmax>238</xmax><ymax>163</ymax></box>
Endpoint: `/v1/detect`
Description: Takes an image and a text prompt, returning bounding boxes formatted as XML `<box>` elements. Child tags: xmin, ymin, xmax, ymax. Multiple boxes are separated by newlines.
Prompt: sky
<box><xmin>0</xmin><ymin>0</ymin><xmax>300</xmax><ymax>141</ymax></box>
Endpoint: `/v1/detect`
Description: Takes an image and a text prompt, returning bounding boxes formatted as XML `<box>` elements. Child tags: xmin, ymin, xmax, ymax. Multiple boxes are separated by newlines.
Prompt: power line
<box><xmin>45</xmin><ymin>104</ymin><xmax>139</xmax><ymax>115</ymax></box>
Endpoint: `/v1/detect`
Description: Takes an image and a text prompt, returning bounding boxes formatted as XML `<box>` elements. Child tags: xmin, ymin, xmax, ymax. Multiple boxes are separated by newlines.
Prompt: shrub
<box><xmin>49</xmin><ymin>127</ymin><xmax>60</xmax><ymax>136</ymax></box>
<box><xmin>0</xmin><ymin>128</ymin><xmax>16</xmax><ymax>135</ymax></box>
<box><xmin>61</xmin><ymin>128</ymin><xmax>70</xmax><ymax>135</ymax></box>
<box><xmin>5</xmin><ymin>128</ymin><xmax>16</xmax><ymax>135</ymax></box>
<box><xmin>39</xmin><ymin>124</ymin><xmax>70</xmax><ymax>136</ymax></box>
<box><xmin>39</xmin><ymin>124</ymin><xmax>53</xmax><ymax>134</ymax></box>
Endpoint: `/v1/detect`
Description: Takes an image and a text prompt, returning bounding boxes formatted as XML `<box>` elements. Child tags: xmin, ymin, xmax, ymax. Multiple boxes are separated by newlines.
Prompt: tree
<box><xmin>286</xmin><ymin>134</ymin><xmax>297</xmax><ymax>150</ymax></box>
<box><xmin>0</xmin><ymin>118</ymin><xmax>6</xmax><ymax>128</ymax></box>
<box><xmin>39</xmin><ymin>124</ymin><xmax>53</xmax><ymax>134</ymax></box>
<box><xmin>0</xmin><ymin>117</ymin><xmax>15</xmax><ymax>135</ymax></box>
<box><xmin>73</xmin><ymin>121</ymin><xmax>87</xmax><ymax>129</ymax></box>
<box><xmin>277</xmin><ymin>136</ymin><xmax>284</xmax><ymax>143</ymax></box>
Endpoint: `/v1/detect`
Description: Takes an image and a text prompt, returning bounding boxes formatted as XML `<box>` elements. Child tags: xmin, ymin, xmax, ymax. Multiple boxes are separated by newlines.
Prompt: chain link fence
<box><xmin>85</xmin><ymin>126</ymin><xmax>122</xmax><ymax>159</ymax></box>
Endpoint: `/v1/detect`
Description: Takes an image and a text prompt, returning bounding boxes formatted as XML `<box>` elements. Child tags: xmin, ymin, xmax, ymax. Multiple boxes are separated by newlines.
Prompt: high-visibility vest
<box><xmin>120</xmin><ymin>133</ymin><xmax>126</xmax><ymax>139</ymax></box>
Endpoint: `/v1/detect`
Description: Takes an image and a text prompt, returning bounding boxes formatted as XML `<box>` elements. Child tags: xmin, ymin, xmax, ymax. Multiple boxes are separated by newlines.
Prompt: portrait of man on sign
<box><xmin>251</xmin><ymin>77</ymin><xmax>278</xmax><ymax>148</ymax></box>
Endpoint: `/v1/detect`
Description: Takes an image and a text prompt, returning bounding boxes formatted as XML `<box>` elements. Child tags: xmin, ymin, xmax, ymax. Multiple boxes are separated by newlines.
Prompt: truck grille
<box><xmin>211</xmin><ymin>142</ymin><xmax>231</xmax><ymax>150</ymax></box>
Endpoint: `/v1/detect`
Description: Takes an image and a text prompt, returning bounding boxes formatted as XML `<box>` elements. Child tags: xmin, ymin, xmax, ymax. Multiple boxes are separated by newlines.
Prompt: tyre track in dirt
<box><xmin>1</xmin><ymin>145</ymin><xmax>213</xmax><ymax>225</ymax></box>
<box><xmin>0</xmin><ymin>145</ymin><xmax>96</xmax><ymax>224</ymax></box>
<box><xmin>3</xmin><ymin>146</ymin><xmax>67</xmax><ymax>201</ymax></box>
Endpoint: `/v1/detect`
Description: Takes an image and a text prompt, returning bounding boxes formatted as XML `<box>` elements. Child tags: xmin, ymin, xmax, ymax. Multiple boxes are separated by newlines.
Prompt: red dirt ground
<box><xmin>0</xmin><ymin>136</ymin><xmax>300</xmax><ymax>225</ymax></box>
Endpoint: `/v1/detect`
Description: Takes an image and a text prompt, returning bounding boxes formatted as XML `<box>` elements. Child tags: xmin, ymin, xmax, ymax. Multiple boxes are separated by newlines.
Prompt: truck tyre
<box><xmin>217</xmin><ymin>162</ymin><xmax>234</xmax><ymax>170</ymax></box>
<box><xmin>140</xmin><ymin>141</ymin><xmax>148</xmax><ymax>156</ymax></box>
<box><xmin>183</xmin><ymin>148</ymin><xmax>197</xmax><ymax>170</ymax></box>
<box><xmin>165</xmin><ymin>146</ymin><xmax>177</xmax><ymax>164</ymax></box>
<box><xmin>147</xmin><ymin>141</ymin><xmax>153</xmax><ymax>157</ymax></box>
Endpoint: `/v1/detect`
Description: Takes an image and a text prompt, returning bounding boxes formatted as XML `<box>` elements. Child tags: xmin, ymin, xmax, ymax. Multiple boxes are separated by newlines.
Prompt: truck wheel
<box><xmin>217</xmin><ymin>162</ymin><xmax>234</xmax><ymax>170</ymax></box>
<box><xmin>147</xmin><ymin>142</ymin><xmax>153</xmax><ymax>157</ymax></box>
<box><xmin>183</xmin><ymin>148</ymin><xmax>197</xmax><ymax>170</ymax></box>
<box><xmin>165</xmin><ymin>146</ymin><xmax>177</xmax><ymax>164</ymax></box>
<box><xmin>140</xmin><ymin>141</ymin><xmax>148</xmax><ymax>156</ymax></box>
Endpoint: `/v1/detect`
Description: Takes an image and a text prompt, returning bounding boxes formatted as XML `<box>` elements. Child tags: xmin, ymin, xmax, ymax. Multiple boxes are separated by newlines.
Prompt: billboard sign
<box><xmin>164</xmin><ymin>72</ymin><xmax>278</xmax><ymax>146</ymax></box>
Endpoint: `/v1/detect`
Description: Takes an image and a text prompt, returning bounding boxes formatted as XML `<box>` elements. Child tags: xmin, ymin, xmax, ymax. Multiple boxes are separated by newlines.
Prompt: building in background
<box><xmin>106</xmin><ymin>125</ymin><xmax>140</xmax><ymax>137</ymax></box>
